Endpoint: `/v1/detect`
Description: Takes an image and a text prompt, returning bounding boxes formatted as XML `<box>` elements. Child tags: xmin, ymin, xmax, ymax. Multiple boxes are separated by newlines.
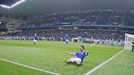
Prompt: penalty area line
<box><xmin>84</xmin><ymin>49</ymin><xmax>125</xmax><ymax>75</ymax></box>
<box><xmin>0</xmin><ymin>58</ymin><xmax>61</xmax><ymax>75</ymax></box>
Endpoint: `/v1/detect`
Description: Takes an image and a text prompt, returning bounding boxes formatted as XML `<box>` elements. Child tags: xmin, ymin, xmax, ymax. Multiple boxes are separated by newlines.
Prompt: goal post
<box><xmin>124</xmin><ymin>33</ymin><xmax>134</xmax><ymax>50</ymax></box>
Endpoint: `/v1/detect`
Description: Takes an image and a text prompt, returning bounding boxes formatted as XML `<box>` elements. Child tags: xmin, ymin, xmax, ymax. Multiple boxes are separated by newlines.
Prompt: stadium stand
<box><xmin>0</xmin><ymin>10</ymin><xmax>134</xmax><ymax>46</ymax></box>
<box><xmin>17</xmin><ymin>10</ymin><xmax>134</xmax><ymax>29</ymax></box>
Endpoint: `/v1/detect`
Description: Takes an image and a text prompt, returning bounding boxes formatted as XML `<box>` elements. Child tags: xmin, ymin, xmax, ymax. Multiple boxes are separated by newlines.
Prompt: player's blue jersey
<box><xmin>33</xmin><ymin>33</ymin><xmax>38</xmax><ymax>40</ymax></box>
<box><xmin>64</xmin><ymin>34</ymin><xmax>69</xmax><ymax>39</ymax></box>
<box><xmin>33</xmin><ymin>36</ymin><xmax>38</xmax><ymax>40</ymax></box>
<box><xmin>76</xmin><ymin>51</ymin><xmax>87</xmax><ymax>60</ymax></box>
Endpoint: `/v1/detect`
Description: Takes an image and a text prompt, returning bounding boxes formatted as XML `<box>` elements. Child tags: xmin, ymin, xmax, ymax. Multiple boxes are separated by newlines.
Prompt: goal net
<box><xmin>124</xmin><ymin>33</ymin><xmax>134</xmax><ymax>50</ymax></box>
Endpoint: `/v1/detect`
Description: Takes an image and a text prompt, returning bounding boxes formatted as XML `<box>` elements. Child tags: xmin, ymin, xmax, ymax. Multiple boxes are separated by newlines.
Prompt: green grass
<box><xmin>0</xmin><ymin>60</ymin><xmax>50</xmax><ymax>75</ymax></box>
<box><xmin>0</xmin><ymin>40</ymin><xmax>125</xmax><ymax>75</ymax></box>
<box><xmin>91</xmin><ymin>50</ymin><xmax>134</xmax><ymax>75</ymax></box>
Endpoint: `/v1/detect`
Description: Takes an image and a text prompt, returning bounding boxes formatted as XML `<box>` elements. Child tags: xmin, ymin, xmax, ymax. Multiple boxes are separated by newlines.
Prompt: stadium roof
<box><xmin>0</xmin><ymin>0</ymin><xmax>20</xmax><ymax>6</ymax></box>
<box><xmin>0</xmin><ymin>0</ymin><xmax>134</xmax><ymax>16</ymax></box>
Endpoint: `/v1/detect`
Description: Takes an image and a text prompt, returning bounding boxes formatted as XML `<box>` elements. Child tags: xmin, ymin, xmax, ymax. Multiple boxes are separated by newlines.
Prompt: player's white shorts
<box><xmin>70</xmin><ymin>58</ymin><xmax>81</xmax><ymax>62</ymax></box>
<box><xmin>65</xmin><ymin>39</ymin><xmax>69</xmax><ymax>42</ymax></box>
<box><xmin>33</xmin><ymin>39</ymin><xmax>37</xmax><ymax>42</ymax></box>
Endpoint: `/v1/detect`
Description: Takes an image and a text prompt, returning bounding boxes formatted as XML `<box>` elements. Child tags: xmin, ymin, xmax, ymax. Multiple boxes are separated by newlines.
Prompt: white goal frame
<box><xmin>124</xmin><ymin>33</ymin><xmax>134</xmax><ymax>50</ymax></box>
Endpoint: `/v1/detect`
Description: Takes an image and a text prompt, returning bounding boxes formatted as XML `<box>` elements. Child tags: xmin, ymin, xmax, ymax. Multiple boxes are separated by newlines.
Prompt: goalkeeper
<box><xmin>132</xmin><ymin>41</ymin><xmax>134</xmax><ymax>52</ymax></box>
<box><xmin>66</xmin><ymin>45</ymin><xmax>88</xmax><ymax>65</ymax></box>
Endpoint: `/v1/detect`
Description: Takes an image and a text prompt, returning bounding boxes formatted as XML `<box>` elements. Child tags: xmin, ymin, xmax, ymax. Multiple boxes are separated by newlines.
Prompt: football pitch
<box><xmin>0</xmin><ymin>40</ymin><xmax>133</xmax><ymax>75</ymax></box>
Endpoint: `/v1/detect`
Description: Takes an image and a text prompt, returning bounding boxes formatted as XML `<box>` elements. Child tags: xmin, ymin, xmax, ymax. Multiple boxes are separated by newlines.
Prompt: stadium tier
<box><xmin>17</xmin><ymin>10</ymin><xmax>134</xmax><ymax>29</ymax></box>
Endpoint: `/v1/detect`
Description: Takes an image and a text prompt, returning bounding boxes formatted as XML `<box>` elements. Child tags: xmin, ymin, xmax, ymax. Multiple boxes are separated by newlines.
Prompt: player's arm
<box><xmin>68</xmin><ymin>52</ymin><xmax>76</xmax><ymax>57</ymax></box>
<box><xmin>66</xmin><ymin>51</ymin><xmax>76</xmax><ymax>55</ymax></box>
<box><xmin>68</xmin><ymin>52</ymin><xmax>76</xmax><ymax>55</ymax></box>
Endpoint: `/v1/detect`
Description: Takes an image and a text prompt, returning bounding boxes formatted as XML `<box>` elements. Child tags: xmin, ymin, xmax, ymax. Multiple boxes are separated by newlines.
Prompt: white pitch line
<box><xmin>0</xmin><ymin>58</ymin><xmax>61</xmax><ymax>75</ymax></box>
<box><xmin>84</xmin><ymin>49</ymin><xmax>125</xmax><ymax>75</ymax></box>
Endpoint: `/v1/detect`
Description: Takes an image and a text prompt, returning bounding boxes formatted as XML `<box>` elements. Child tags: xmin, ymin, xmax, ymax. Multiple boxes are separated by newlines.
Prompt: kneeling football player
<box><xmin>66</xmin><ymin>45</ymin><xmax>88</xmax><ymax>65</ymax></box>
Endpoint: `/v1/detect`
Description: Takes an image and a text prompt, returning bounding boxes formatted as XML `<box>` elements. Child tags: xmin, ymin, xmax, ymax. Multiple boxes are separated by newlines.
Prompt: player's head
<box><xmin>80</xmin><ymin>45</ymin><xmax>85</xmax><ymax>52</ymax></box>
<box><xmin>65</xmin><ymin>34</ymin><xmax>68</xmax><ymax>36</ymax></box>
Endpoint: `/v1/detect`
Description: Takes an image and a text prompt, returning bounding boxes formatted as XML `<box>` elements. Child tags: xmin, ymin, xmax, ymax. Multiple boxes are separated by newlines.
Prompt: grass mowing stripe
<box><xmin>84</xmin><ymin>49</ymin><xmax>125</xmax><ymax>75</ymax></box>
<box><xmin>0</xmin><ymin>58</ymin><xmax>61</xmax><ymax>75</ymax></box>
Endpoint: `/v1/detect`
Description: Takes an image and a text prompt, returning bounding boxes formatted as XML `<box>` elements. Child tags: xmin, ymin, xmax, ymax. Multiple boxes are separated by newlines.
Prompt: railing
<box><xmin>17</xmin><ymin>24</ymin><xmax>134</xmax><ymax>30</ymax></box>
